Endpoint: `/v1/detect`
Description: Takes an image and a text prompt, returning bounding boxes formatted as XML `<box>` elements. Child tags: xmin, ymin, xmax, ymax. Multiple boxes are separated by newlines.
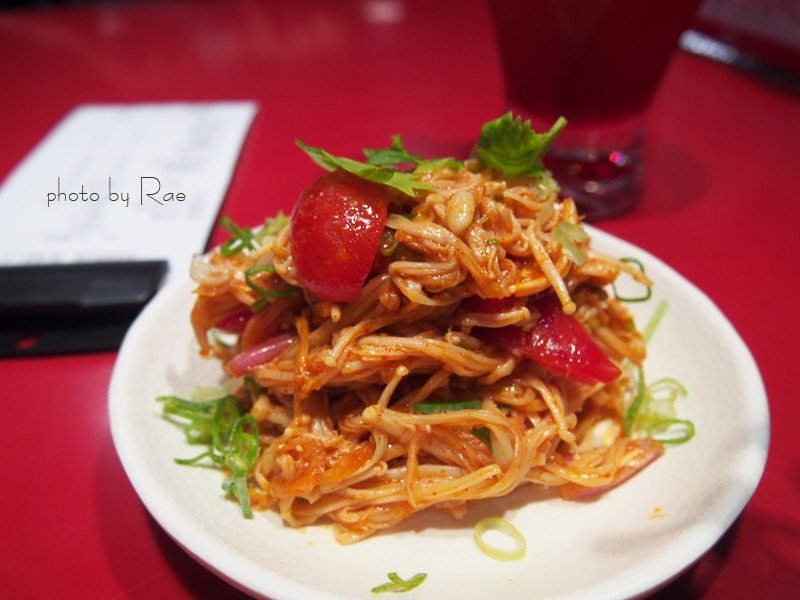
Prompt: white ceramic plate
<box><xmin>109</xmin><ymin>227</ymin><xmax>769</xmax><ymax>600</ymax></box>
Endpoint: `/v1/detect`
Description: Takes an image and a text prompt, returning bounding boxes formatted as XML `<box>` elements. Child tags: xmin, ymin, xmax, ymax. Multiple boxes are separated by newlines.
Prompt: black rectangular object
<box><xmin>0</xmin><ymin>260</ymin><xmax>167</xmax><ymax>356</ymax></box>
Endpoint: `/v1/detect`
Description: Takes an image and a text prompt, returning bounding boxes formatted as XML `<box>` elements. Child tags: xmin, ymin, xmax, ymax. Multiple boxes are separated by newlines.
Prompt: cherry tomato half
<box><xmin>290</xmin><ymin>169</ymin><xmax>391</xmax><ymax>302</ymax></box>
<box><xmin>475</xmin><ymin>293</ymin><xmax>621</xmax><ymax>385</ymax></box>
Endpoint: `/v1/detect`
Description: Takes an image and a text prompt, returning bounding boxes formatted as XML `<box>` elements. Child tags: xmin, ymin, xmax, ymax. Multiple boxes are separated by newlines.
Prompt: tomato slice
<box><xmin>213</xmin><ymin>310</ymin><xmax>252</xmax><ymax>333</ymax></box>
<box><xmin>475</xmin><ymin>293</ymin><xmax>620</xmax><ymax>385</ymax></box>
<box><xmin>290</xmin><ymin>169</ymin><xmax>391</xmax><ymax>302</ymax></box>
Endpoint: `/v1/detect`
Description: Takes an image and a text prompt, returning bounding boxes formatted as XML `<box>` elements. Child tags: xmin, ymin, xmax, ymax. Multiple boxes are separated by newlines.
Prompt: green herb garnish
<box><xmin>219</xmin><ymin>216</ymin><xmax>256</xmax><ymax>256</ymax></box>
<box><xmin>158</xmin><ymin>395</ymin><xmax>261</xmax><ymax>518</ymax></box>
<box><xmin>296</xmin><ymin>139</ymin><xmax>434</xmax><ymax>197</ymax></box>
<box><xmin>475</xmin><ymin>112</ymin><xmax>566</xmax><ymax>178</ymax></box>
<box><xmin>364</xmin><ymin>134</ymin><xmax>463</xmax><ymax>172</ymax></box>
<box><xmin>363</xmin><ymin>134</ymin><xmax>422</xmax><ymax>166</ymax></box>
<box><xmin>415</xmin><ymin>157</ymin><xmax>464</xmax><ymax>172</ymax></box>
<box><xmin>371</xmin><ymin>572</ymin><xmax>427</xmax><ymax>594</ymax></box>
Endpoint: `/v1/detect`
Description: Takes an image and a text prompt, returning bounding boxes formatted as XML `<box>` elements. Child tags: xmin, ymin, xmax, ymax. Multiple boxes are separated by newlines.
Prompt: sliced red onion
<box><xmin>226</xmin><ymin>333</ymin><xmax>296</xmax><ymax>376</ymax></box>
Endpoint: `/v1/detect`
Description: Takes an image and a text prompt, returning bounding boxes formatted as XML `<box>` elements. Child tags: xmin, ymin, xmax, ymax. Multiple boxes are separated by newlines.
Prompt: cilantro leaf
<box><xmin>363</xmin><ymin>134</ymin><xmax>420</xmax><ymax>166</ymax></box>
<box><xmin>296</xmin><ymin>139</ymin><xmax>433</xmax><ymax>197</ymax></box>
<box><xmin>414</xmin><ymin>157</ymin><xmax>464</xmax><ymax>172</ymax></box>
<box><xmin>364</xmin><ymin>135</ymin><xmax>464</xmax><ymax>172</ymax></box>
<box><xmin>475</xmin><ymin>112</ymin><xmax>566</xmax><ymax>178</ymax></box>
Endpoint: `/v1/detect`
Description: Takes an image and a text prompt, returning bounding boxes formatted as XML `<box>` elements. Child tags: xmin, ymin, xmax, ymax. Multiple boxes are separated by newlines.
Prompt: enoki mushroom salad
<box><xmin>158</xmin><ymin>113</ymin><xmax>693</xmax><ymax>547</ymax></box>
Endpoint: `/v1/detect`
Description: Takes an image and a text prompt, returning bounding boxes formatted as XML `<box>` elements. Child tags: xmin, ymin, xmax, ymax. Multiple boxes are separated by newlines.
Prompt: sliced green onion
<box><xmin>250</xmin><ymin>290</ymin><xmax>301</xmax><ymax>313</ymax></box>
<box><xmin>558</xmin><ymin>221</ymin><xmax>589</xmax><ymax>243</ymax></box>
<box><xmin>254</xmin><ymin>212</ymin><xmax>289</xmax><ymax>241</ymax></box>
<box><xmin>472</xmin><ymin>426</ymin><xmax>492</xmax><ymax>449</ymax></box>
<box><xmin>646</xmin><ymin>419</ymin><xmax>695</xmax><ymax>444</ymax></box>
<box><xmin>158</xmin><ymin>394</ymin><xmax>223</xmax><ymax>413</ymax></box>
<box><xmin>371</xmin><ymin>572</ymin><xmax>427</xmax><ymax>594</ymax></box>
<box><xmin>473</xmin><ymin>517</ymin><xmax>526</xmax><ymax>561</ymax></box>
<box><xmin>554</xmin><ymin>222</ymin><xmax>588</xmax><ymax>266</ymax></box>
<box><xmin>621</xmin><ymin>297</ymin><xmax>696</xmax><ymax>443</ymax></box>
<box><xmin>642</xmin><ymin>300</ymin><xmax>669</xmax><ymax>343</ymax></box>
<box><xmin>245</xmin><ymin>264</ymin><xmax>277</xmax><ymax>295</ymax></box>
<box><xmin>159</xmin><ymin>394</ymin><xmax>233</xmax><ymax>446</ymax></box>
<box><xmin>486</xmin><ymin>238</ymin><xmax>500</xmax><ymax>246</ymax></box>
<box><xmin>611</xmin><ymin>257</ymin><xmax>652</xmax><ymax>302</ymax></box>
<box><xmin>212</xmin><ymin>396</ymin><xmax>244</xmax><ymax>449</ymax></box>
<box><xmin>226</xmin><ymin>414</ymin><xmax>260</xmax><ymax>476</ymax></box>
<box><xmin>245</xmin><ymin>265</ymin><xmax>300</xmax><ymax>312</ymax></box>
<box><xmin>158</xmin><ymin>394</ymin><xmax>260</xmax><ymax>518</ymax></box>
<box><xmin>220</xmin><ymin>216</ymin><xmax>256</xmax><ymax>256</ymax></box>
<box><xmin>624</xmin><ymin>370</ymin><xmax>696</xmax><ymax>444</ymax></box>
<box><xmin>623</xmin><ymin>367</ymin><xmax>646</xmax><ymax>436</ymax></box>
<box><xmin>174</xmin><ymin>450</ymin><xmax>224</xmax><ymax>466</ymax></box>
<box><xmin>222</xmin><ymin>475</ymin><xmax>253</xmax><ymax>518</ymax></box>
<box><xmin>413</xmin><ymin>399</ymin><xmax>481</xmax><ymax>414</ymax></box>
<box><xmin>648</xmin><ymin>377</ymin><xmax>688</xmax><ymax>401</ymax></box>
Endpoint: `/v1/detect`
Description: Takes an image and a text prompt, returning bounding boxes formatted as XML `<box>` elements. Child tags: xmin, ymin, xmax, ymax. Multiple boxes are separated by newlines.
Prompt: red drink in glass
<box><xmin>489</xmin><ymin>0</ymin><xmax>701</xmax><ymax>219</ymax></box>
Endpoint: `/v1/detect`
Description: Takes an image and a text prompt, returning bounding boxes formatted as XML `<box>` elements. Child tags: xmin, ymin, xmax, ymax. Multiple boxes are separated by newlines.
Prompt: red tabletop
<box><xmin>1</xmin><ymin>1</ymin><xmax>798</xmax><ymax>598</ymax></box>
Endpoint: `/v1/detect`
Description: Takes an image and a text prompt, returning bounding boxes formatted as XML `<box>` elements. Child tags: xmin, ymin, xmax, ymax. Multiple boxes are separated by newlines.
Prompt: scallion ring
<box><xmin>647</xmin><ymin>377</ymin><xmax>688</xmax><ymax>402</ymax></box>
<box><xmin>646</xmin><ymin>418</ymin><xmax>696</xmax><ymax>444</ymax></box>
<box><xmin>473</xmin><ymin>517</ymin><xmax>526</xmax><ymax>561</ymax></box>
<box><xmin>612</xmin><ymin>257</ymin><xmax>652</xmax><ymax>302</ymax></box>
